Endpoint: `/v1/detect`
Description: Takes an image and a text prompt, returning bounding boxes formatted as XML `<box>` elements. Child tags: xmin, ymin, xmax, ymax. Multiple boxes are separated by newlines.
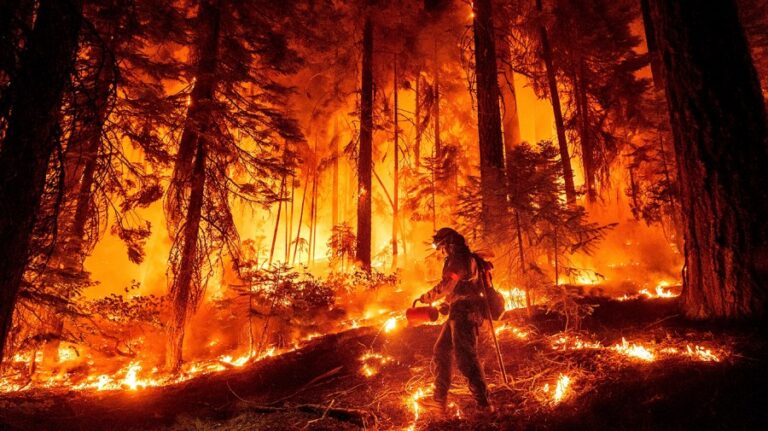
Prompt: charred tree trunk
<box><xmin>414</xmin><ymin>71</ymin><xmax>422</xmax><ymax>170</ymax></box>
<box><xmin>0</xmin><ymin>0</ymin><xmax>35</xmax><ymax>126</ymax></box>
<box><xmin>537</xmin><ymin>0</ymin><xmax>576</xmax><ymax>204</ymax></box>
<box><xmin>67</xmin><ymin>49</ymin><xmax>115</xmax><ymax>257</ymax></box>
<box><xmin>574</xmin><ymin>60</ymin><xmax>595</xmax><ymax>201</ymax></box>
<box><xmin>640</xmin><ymin>0</ymin><xmax>664</xmax><ymax>91</ymax></box>
<box><xmin>268</xmin><ymin>176</ymin><xmax>285</xmax><ymax>266</ymax></box>
<box><xmin>433</xmin><ymin>41</ymin><xmax>441</xmax><ymax>156</ymax></box>
<box><xmin>331</xmin><ymin>124</ymin><xmax>339</xmax><ymax>228</ymax></box>
<box><xmin>472</xmin><ymin>0</ymin><xmax>508</xmax><ymax>236</ymax></box>
<box><xmin>166</xmin><ymin>0</ymin><xmax>220</xmax><ymax>372</ymax></box>
<box><xmin>43</xmin><ymin>37</ymin><xmax>115</xmax><ymax>365</ymax></box>
<box><xmin>496</xmin><ymin>31</ymin><xmax>522</xmax><ymax>156</ymax></box>
<box><xmin>648</xmin><ymin>0</ymin><xmax>768</xmax><ymax>319</ymax></box>
<box><xmin>292</xmin><ymin>171</ymin><xmax>309</xmax><ymax>265</ymax></box>
<box><xmin>357</xmin><ymin>16</ymin><xmax>373</xmax><ymax>271</ymax></box>
<box><xmin>0</xmin><ymin>0</ymin><xmax>82</xmax><ymax>363</ymax></box>
<box><xmin>392</xmin><ymin>55</ymin><xmax>399</xmax><ymax>270</ymax></box>
<box><xmin>167</xmin><ymin>140</ymin><xmax>206</xmax><ymax>372</ymax></box>
<box><xmin>497</xmin><ymin>35</ymin><xmax>523</xmax><ymax>221</ymax></box>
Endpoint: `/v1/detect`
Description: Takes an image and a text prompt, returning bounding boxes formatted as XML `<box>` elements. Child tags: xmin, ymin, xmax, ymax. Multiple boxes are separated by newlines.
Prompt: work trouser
<box><xmin>433</xmin><ymin>300</ymin><xmax>489</xmax><ymax>407</ymax></box>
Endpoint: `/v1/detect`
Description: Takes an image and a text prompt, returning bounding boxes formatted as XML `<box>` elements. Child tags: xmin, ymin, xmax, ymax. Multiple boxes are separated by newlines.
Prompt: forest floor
<box><xmin>1</xmin><ymin>297</ymin><xmax>767</xmax><ymax>431</ymax></box>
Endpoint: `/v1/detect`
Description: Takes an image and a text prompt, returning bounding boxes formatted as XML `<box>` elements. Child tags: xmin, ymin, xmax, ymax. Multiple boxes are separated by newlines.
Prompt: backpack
<box><xmin>472</xmin><ymin>254</ymin><xmax>505</xmax><ymax>320</ymax></box>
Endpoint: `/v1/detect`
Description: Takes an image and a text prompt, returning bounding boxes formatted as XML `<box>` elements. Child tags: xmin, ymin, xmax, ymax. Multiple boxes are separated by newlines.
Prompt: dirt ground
<box><xmin>1</xmin><ymin>297</ymin><xmax>767</xmax><ymax>431</ymax></box>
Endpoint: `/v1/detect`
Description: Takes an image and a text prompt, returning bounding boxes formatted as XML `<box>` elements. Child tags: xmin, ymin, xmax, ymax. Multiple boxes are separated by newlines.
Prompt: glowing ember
<box><xmin>358</xmin><ymin>351</ymin><xmax>394</xmax><ymax>377</ymax></box>
<box><xmin>612</xmin><ymin>338</ymin><xmax>655</xmax><ymax>361</ymax></box>
<box><xmin>446</xmin><ymin>401</ymin><xmax>463</xmax><ymax>419</ymax></box>
<box><xmin>408</xmin><ymin>385</ymin><xmax>431</xmax><ymax>427</ymax></box>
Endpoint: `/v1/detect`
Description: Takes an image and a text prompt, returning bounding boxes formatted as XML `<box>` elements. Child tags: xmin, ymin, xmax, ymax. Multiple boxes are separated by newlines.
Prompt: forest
<box><xmin>1</xmin><ymin>0</ymin><xmax>767</xmax><ymax>430</ymax></box>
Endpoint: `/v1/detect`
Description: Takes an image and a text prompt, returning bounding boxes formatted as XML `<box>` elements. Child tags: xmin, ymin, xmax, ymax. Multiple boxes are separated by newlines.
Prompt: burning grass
<box><xmin>1</xmin><ymin>298</ymin><xmax>765</xmax><ymax>431</ymax></box>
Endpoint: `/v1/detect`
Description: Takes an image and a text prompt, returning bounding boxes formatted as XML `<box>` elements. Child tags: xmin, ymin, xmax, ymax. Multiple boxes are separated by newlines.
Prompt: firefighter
<box><xmin>415</xmin><ymin>227</ymin><xmax>492</xmax><ymax>412</ymax></box>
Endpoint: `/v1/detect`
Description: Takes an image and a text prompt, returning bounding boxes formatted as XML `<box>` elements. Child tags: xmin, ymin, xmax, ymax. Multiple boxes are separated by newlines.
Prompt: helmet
<box><xmin>432</xmin><ymin>227</ymin><xmax>465</xmax><ymax>249</ymax></box>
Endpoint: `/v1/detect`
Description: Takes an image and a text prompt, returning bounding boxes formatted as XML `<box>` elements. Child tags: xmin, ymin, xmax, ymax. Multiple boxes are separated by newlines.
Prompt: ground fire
<box><xmin>1</xmin><ymin>0</ymin><xmax>767</xmax><ymax>430</ymax></box>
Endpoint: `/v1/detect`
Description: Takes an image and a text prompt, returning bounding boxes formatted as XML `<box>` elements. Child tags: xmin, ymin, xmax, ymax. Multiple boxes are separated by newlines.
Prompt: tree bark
<box><xmin>640</xmin><ymin>0</ymin><xmax>664</xmax><ymax>91</ymax></box>
<box><xmin>392</xmin><ymin>54</ymin><xmax>399</xmax><ymax>270</ymax></box>
<box><xmin>472</xmin><ymin>0</ymin><xmax>508</xmax><ymax>236</ymax></box>
<box><xmin>496</xmin><ymin>32</ymin><xmax>522</xmax><ymax>156</ymax></box>
<box><xmin>166</xmin><ymin>0</ymin><xmax>220</xmax><ymax>372</ymax></box>
<box><xmin>414</xmin><ymin>71</ymin><xmax>421</xmax><ymax>170</ymax></box>
<box><xmin>0</xmin><ymin>0</ymin><xmax>82</xmax><ymax>363</ymax></box>
<box><xmin>537</xmin><ymin>0</ymin><xmax>576</xmax><ymax>204</ymax></box>
<box><xmin>331</xmin><ymin>123</ymin><xmax>339</xmax><ymax>228</ymax></box>
<box><xmin>649</xmin><ymin>0</ymin><xmax>768</xmax><ymax>319</ymax></box>
<box><xmin>574</xmin><ymin>60</ymin><xmax>595</xmax><ymax>201</ymax></box>
<box><xmin>167</xmin><ymin>139</ymin><xmax>206</xmax><ymax>372</ymax></box>
<box><xmin>433</xmin><ymin>40</ymin><xmax>441</xmax><ymax>156</ymax></box>
<box><xmin>357</xmin><ymin>16</ymin><xmax>373</xmax><ymax>271</ymax></box>
<box><xmin>0</xmin><ymin>0</ymin><xmax>36</xmax><ymax>125</ymax></box>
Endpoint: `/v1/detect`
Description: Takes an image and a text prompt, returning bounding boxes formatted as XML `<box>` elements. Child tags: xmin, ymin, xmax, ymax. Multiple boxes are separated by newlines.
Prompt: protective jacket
<box><xmin>419</xmin><ymin>246</ymin><xmax>482</xmax><ymax>305</ymax></box>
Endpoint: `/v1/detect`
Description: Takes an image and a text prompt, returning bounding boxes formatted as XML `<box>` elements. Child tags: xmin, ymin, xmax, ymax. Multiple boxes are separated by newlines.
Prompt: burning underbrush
<box><xmin>2</xmin><ymin>295</ymin><xmax>766</xmax><ymax>431</ymax></box>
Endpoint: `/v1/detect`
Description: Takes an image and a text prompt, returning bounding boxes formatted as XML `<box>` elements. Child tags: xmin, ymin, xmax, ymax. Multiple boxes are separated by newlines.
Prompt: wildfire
<box><xmin>617</xmin><ymin>281</ymin><xmax>679</xmax><ymax>301</ymax></box>
<box><xmin>358</xmin><ymin>351</ymin><xmax>394</xmax><ymax>378</ymax></box>
<box><xmin>383</xmin><ymin>317</ymin><xmax>398</xmax><ymax>333</ymax></box>
<box><xmin>612</xmin><ymin>338</ymin><xmax>655</xmax><ymax>361</ymax></box>
<box><xmin>500</xmin><ymin>287</ymin><xmax>527</xmax><ymax>311</ymax></box>
<box><xmin>686</xmin><ymin>345</ymin><xmax>720</xmax><ymax>362</ymax></box>
<box><xmin>541</xmin><ymin>374</ymin><xmax>572</xmax><ymax>405</ymax></box>
<box><xmin>495</xmin><ymin>323</ymin><xmax>529</xmax><ymax>339</ymax></box>
<box><xmin>407</xmin><ymin>385</ymin><xmax>431</xmax><ymax>429</ymax></box>
<box><xmin>551</xmin><ymin>333</ymin><xmax>603</xmax><ymax>350</ymax></box>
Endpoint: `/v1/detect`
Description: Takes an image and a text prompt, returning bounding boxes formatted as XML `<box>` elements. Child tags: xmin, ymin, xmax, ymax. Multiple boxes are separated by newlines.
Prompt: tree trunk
<box><xmin>496</xmin><ymin>31</ymin><xmax>522</xmax><ymax>157</ymax></box>
<box><xmin>308</xmin><ymin>169</ymin><xmax>318</xmax><ymax>265</ymax></box>
<box><xmin>640</xmin><ymin>0</ymin><xmax>664</xmax><ymax>91</ymax></box>
<box><xmin>292</xmin><ymin>171</ymin><xmax>309</xmax><ymax>265</ymax></box>
<box><xmin>414</xmin><ymin>71</ymin><xmax>421</xmax><ymax>170</ymax></box>
<box><xmin>0</xmin><ymin>0</ymin><xmax>36</xmax><ymax>125</ymax></box>
<box><xmin>649</xmin><ymin>0</ymin><xmax>768</xmax><ymax>319</ymax></box>
<box><xmin>167</xmin><ymin>139</ymin><xmax>206</xmax><ymax>372</ymax></box>
<box><xmin>0</xmin><ymin>0</ymin><xmax>82</xmax><ymax>363</ymax></box>
<box><xmin>43</xmin><ymin>36</ymin><xmax>115</xmax><ymax>365</ymax></box>
<box><xmin>268</xmin><ymin>176</ymin><xmax>285</xmax><ymax>266</ymax></box>
<box><xmin>357</xmin><ymin>16</ymin><xmax>373</xmax><ymax>271</ymax></box>
<box><xmin>472</xmin><ymin>0</ymin><xmax>508</xmax><ymax>236</ymax></box>
<box><xmin>166</xmin><ymin>0</ymin><xmax>220</xmax><ymax>372</ymax></box>
<box><xmin>433</xmin><ymin>41</ymin><xmax>441</xmax><ymax>156</ymax></box>
<box><xmin>331</xmin><ymin>123</ymin><xmax>339</xmax><ymax>228</ymax></box>
<box><xmin>537</xmin><ymin>0</ymin><xmax>576</xmax><ymax>204</ymax></box>
<box><xmin>574</xmin><ymin>60</ymin><xmax>595</xmax><ymax>201</ymax></box>
<box><xmin>392</xmin><ymin>55</ymin><xmax>399</xmax><ymax>270</ymax></box>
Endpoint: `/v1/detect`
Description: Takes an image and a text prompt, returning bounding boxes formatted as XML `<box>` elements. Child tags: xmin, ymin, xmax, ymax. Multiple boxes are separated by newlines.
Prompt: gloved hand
<box><xmin>438</xmin><ymin>302</ymin><xmax>450</xmax><ymax>315</ymax></box>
